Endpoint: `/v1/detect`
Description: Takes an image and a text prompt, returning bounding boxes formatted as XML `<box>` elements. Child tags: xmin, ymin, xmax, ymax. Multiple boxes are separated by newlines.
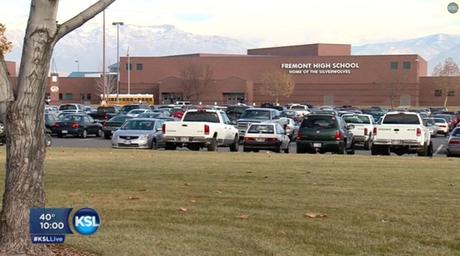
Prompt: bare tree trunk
<box><xmin>0</xmin><ymin>1</ymin><xmax>57</xmax><ymax>253</ymax></box>
<box><xmin>0</xmin><ymin>0</ymin><xmax>115</xmax><ymax>254</ymax></box>
<box><xmin>444</xmin><ymin>95</ymin><xmax>449</xmax><ymax>108</ymax></box>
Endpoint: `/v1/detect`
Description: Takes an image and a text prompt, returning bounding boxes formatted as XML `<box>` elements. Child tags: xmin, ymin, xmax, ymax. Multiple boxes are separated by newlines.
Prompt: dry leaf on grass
<box><xmin>190</xmin><ymin>199</ymin><xmax>196</xmax><ymax>203</ymax></box>
<box><xmin>304</xmin><ymin>212</ymin><xmax>328</xmax><ymax>219</ymax></box>
<box><xmin>67</xmin><ymin>192</ymin><xmax>81</xmax><ymax>197</ymax></box>
<box><xmin>215</xmin><ymin>191</ymin><xmax>223</xmax><ymax>194</ymax></box>
<box><xmin>179</xmin><ymin>207</ymin><xmax>188</xmax><ymax>212</ymax></box>
<box><xmin>128</xmin><ymin>196</ymin><xmax>140</xmax><ymax>200</ymax></box>
<box><xmin>184</xmin><ymin>183</ymin><xmax>191</xmax><ymax>186</ymax></box>
<box><xmin>237</xmin><ymin>214</ymin><xmax>249</xmax><ymax>220</ymax></box>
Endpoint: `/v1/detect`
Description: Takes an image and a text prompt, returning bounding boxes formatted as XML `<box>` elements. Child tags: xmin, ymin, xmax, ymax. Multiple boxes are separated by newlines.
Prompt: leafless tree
<box><xmin>260</xmin><ymin>70</ymin><xmax>295</xmax><ymax>104</ymax></box>
<box><xmin>0</xmin><ymin>1</ymin><xmax>115</xmax><ymax>254</ymax></box>
<box><xmin>180</xmin><ymin>63</ymin><xmax>213</xmax><ymax>102</ymax></box>
<box><xmin>432</xmin><ymin>57</ymin><xmax>460</xmax><ymax>108</ymax></box>
<box><xmin>97</xmin><ymin>74</ymin><xmax>117</xmax><ymax>102</ymax></box>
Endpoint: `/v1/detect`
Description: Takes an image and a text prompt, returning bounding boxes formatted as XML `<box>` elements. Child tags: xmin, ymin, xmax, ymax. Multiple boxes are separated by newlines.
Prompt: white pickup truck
<box><xmin>342</xmin><ymin>113</ymin><xmax>375</xmax><ymax>150</ymax></box>
<box><xmin>371</xmin><ymin>112</ymin><xmax>433</xmax><ymax>156</ymax></box>
<box><xmin>162</xmin><ymin>109</ymin><xmax>239</xmax><ymax>151</ymax></box>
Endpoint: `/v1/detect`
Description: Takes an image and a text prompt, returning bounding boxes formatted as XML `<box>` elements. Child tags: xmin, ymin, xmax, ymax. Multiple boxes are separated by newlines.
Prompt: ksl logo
<box><xmin>72</xmin><ymin>208</ymin><xmax>101</xmax><ymax>236</ymax></box>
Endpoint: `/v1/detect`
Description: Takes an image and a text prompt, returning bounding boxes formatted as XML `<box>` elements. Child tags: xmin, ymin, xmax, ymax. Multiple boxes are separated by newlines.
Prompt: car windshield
<box><xmin>59</xmin><ymin>105</ymin><xmax>77</xmax><ymax>111</ymax></box>
<box><xmin>139</xmin><ymin>113</ymin><xmax>161</xmax><ymax>118</ymax></box>
<box><xmin>423</xmin><ymin>119</ymin><xmax>435</xmax><ymax>126</ymax></box>
<box><xmin>343</xmin><ymin>115</ymin><xmax>371</xmax><ymax>124</ymax></box>
<box><xmin>240</xmin><ymin>110</ymin><xmax>271</xmax><ymax>119</ymax></box>
<box><xmin>301</xmin><ymin>116</ymin><xmax>337</xmax><ymax>129</ymax></box>
<box><xmin>434</xmin><ymin>118</ymin><xmax>447</xmax><ymax>123</ymax></box>
<box><xmin>382</xmin><ymin>114</ymin><xmax>420</xmax><ymax>125</ymax></box>
<box><xmin>109</xmin><ymin>116</ymin><xmax>130</xmax><ymax>122</ymax></box>
<box><xmin>121</xmin><ymin>120</ymin><xmax>155</xmax><ymax>130</ymax></box>
<box><xmin>435</xmin><ymin>115</ymin><xmax>452</xmax><ymax>122</ymax></box>
<box><xmin>451</xmin><ymin>129</ymin><xmax>460</xmax><ymax>137</ymax></box>
<box><xmin>97</xmin><ymin>107</ymin><xmax>116</xmax><ymax>113</ymax></box>
<box><xmin>183</xmin><ymin>112</ymin><xmax>220</xmax><ymax>123</ymax></box>
<box><xmin>121</xmin><ymin>105</ymin><xmax>141</xmax><ymax>112</ymax></box>
<box><xmin>290</xmin><ymin>106</ymin><xmax>306</xmax><ymax>110</ymax></box>
<box><xmin>248</xmin><ymin>124</ymin><xmax>275</xmax><ymax>134</ymax></box>
<box><xmin>62</xmin><ymin>115</ymin><xmax>84</xmax><ymax>122</ymax></box>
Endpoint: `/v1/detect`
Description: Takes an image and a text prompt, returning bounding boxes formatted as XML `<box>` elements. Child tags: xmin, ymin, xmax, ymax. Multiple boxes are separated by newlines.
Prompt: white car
<box><xmin>289</xmin><ymin>104</ymin><xmax>310</xmax><ymax>116</ymax></box>
<box><xmin>342</xmin><ymin>114</ymin><xmax>375</xmax><ymax>150</ymax></box>
<box><xmin>126</xmin><ymin>109</ymin><xmax>151</xmax><ymax>117</ymax></box>
<box><xmin>243</xmin><ymin>123</ymin><xmax>290</xmax><ymax>153</ymax></box>
<box><xmin>433</xmin><ymin>117</ymin><xmax>449</xmax><ymax>136</ymax></box>
<box><xmin>163</xmin><ymin>109</ymin><xmax>239</xmax><ymax>151</ymax></box>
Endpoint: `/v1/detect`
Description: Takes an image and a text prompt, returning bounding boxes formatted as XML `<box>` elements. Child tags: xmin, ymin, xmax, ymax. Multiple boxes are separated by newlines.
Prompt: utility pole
<box><xmin>127</xmin><ymin>46</ymin><xmax>131</xmax><ymax>94</ymax></box>
<box><xmin>112</xmin><ymin>21</ymin><xmax>124</xmax><ymax>103</ymax></box>
<box><xmin>102</xmin><ymin>10</ymin><xmax>107</xmax><ymax>102</ymax></box>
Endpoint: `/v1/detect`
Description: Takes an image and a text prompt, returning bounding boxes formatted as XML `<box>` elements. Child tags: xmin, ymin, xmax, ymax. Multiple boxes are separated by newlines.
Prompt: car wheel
<box><xmin>104</xmin><ymin>132</ymin><xmax>111</xmax><ymax>140</ymax></box>
<box><xmin>417</xmin><ymin>143</ymin><xmax>429</xmax><ymax>157</ymax></box>
<box><xmin>427</xmin><ymin>142</ymin><xmax>433</xmax><ymax>157</ymax></box>
<box><xmin>80</xmin><ymin>129</ymin><xmax>88</xmax><ymax>139</ymax></box>
<box><xmin>346</xmin><ymin>141</ymin><xmax>355</xmax><ymax>155</ymax></box>
<box><xmin>165</xmin><ymin>142</ymin><xmax>176</xmax><ymax>150</ymax></box>
<box><xmin>296</xmin><ymin>144</ymin><xmax>306</xmax><ymax>154</ymax></box>
<box><xmin>151</xmin><ymin>139</ymin><xmax>158</xmax><ymax>150</ymax></box>
<box><xmin>243</xmin><ymin>147</ymin><xmax>250</xmax><ymax>152</ymax></box>
<box><xmin>284</xmin><ymin>146</ymin><xmax>289</xmax><ymax>154</ymax></box>
<box><xmin>229</xmin><ymin>135</ymin><xmax>239</xmax><ymax>152</ymax></box>
<box><xmin>207</xmin><ymin>136</ymin><xmax>217</xmax><ymax>151</ymax></box>
<box><xmin>274</xmin><ymin>145</ymin><xmax>282</xmax><ymax>153</ymax></box>
<box><xmin>337</xmin><ymin>143</ymin><xmax>345</xmax><ymax>154</ymax></box>
<box><xmin>364</xmin><ymin>137</ymin><xmax>372</xmax><ymax>150</ymax></box>
<box><xmin>57</xmin><ymin>133</ymin><xmax>63</xmax><ymax>138</ymax></box>
<box><xmin>96</xmin><ymin>129</ymin><xmax>103</xmax><ymax>137</ymax></box>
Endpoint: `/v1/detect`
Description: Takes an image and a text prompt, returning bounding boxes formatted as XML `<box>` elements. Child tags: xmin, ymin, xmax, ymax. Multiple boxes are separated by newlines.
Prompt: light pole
<box><xmin>112</xmin><ymin>21</ymin><xmax>124</xmax><ymax>102</ymax></box>
<box><xmin>75</xmin><ymin>60</ymin><xmax>79</xmax><ymax>72</ymax></box>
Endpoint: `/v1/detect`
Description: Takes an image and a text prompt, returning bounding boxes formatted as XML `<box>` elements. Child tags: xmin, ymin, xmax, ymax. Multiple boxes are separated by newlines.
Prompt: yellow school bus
<box><xmin>101</xmin><ymin>94</ymin><xmax>154</xmax><ymax>106</ymax></box>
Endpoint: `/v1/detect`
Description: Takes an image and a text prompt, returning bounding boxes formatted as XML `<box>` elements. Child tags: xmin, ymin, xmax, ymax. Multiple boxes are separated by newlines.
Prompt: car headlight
<box><xmin>138</xmin><ymin>135</ymin><xmax>148</xmax><ymax>140</ymax></box>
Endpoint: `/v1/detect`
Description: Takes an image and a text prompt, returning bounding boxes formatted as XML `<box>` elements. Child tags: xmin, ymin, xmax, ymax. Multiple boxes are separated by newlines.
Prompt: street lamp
<box><xmin>75</xmin><ymin>60</ymin><xmax>79</xmax><ymax>72</ymax></box>
<box><xmin>448</xmin><ymin>2</ymin><xmax>459</xmax><ymax>14</ymax></box>
<box><xmin>112</xmin><ymin>21</ymin><xmax>124</xmax><ymax>102</ymax></box>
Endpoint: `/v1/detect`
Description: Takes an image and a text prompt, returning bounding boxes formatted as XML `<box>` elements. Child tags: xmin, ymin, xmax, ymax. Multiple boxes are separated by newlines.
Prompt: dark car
<box><xmin>102</xmin><ymin>115</ymin><xmax>133</xmax><ymax>139</ymax></box>
<box><xmin>226</xmin><ymin>105</ymin><xmax>250</xmax><ymax>122</ymax></box>
<box><xmin>45</xmin><ymin>113</ymin><xmax>59</xmax><ymax>131</ymax></box>
<box><xmin>88</xmin><ymin>106</ymin><xmax>120</xmax><ymax>122</ymax></box>
<box><xmin>52</xmin><ymin>114</ymin><xmax>103</xmax><ymax>138</ymax></box>
<box><xmin>296</xmin><ymin>114</ymin><xmax>355</xmax><ymax>154</ymax></box>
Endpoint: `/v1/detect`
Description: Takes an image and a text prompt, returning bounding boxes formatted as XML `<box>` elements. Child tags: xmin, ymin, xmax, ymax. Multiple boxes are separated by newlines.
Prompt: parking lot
<box><xmin>50</xmin><ymin>135</ymin><xmax>450</xmax><ymax>157</ymax></box>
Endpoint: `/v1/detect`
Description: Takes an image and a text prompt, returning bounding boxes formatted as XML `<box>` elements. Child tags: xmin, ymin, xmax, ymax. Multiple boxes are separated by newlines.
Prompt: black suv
<box><xmin>296</xmin><ymin>114</ymin><xmax>355</xmax><ymax>154</ymax></box>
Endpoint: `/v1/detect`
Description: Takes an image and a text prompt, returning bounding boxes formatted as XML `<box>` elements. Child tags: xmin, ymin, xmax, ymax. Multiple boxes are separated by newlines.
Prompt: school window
<box><xmin>59</xmin><ymin>93</ymin><xmax>63</xmax><ymax>100</ymax></box>
<box><xmin>87</xmin><ymin>94</ymin><xmax>92</xmax><ymax>100</ymax></box>
<box><xmin>403</xmin><ymin>62</ymin><xmax>411</xmax><ymax>70</ymax></box>
<box><xmin>434</xmin><ymin>89</ymin><xmax>443</xmax><ymax>97</ymax></box>
<box><xmin>80</xmin><ymin>93</ymin><xmax>85</xmax><ymax>100</ymax></box>
<box><xmin>448</xmin><ymin>90</ymin><xmax>455</xmax><ymax>96</ymax></box>
<box><xmin>64</xmin><ymin>93</ymin><xmax>73</xmax><ymax>100</ymax></box>
<box><xmin>125</xmin><ymin>63</ymin><xmax>132</xmax><ymax>71</ymax></box>
<box><xmin>136</xmin><ymin>63</ymin><xmax>143</xmax><ymax>71</ymax></box>
<box><xmin>390</xmin><ymin>62</ymin><xmax>398</xmax><ymax>70</ymax></box>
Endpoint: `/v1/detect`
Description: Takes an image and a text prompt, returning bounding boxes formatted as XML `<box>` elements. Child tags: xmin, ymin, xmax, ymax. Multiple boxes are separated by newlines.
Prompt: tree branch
<box><xmin>55</xmin><ymin>0</ymin><xmax>116</xmax><ymax>42</ymax></box>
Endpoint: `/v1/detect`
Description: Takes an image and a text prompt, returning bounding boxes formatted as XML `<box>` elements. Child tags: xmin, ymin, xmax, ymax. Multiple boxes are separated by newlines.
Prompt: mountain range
<box><xmin>5</xmin><ymin>24</ymin><xmax>460</xmax><ymax>75</ymax></box>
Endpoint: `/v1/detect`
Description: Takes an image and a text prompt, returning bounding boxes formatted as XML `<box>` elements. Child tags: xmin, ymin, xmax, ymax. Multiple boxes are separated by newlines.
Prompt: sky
<box><xmin>2</xmin><ymin>0</ymin><xmax>460</xmax><ymax>46</ymax></box>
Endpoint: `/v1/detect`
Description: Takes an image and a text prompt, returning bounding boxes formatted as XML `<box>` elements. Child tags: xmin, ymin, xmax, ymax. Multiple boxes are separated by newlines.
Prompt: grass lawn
<box><xmin>1</xmin><ymin>148</ymin><xmax>460</xmax><ymax>255</ymax></box>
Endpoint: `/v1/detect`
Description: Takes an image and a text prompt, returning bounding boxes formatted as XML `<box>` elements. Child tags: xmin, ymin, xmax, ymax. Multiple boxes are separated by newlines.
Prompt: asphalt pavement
<box><xmin>50</xmin><ymin>135</ymin><xmax>450</xmax><ymax>157</ymax></box>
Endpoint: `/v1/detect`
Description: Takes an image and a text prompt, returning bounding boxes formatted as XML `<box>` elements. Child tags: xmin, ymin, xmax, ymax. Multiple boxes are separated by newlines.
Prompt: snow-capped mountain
<box><xmin>5</xmin><ymin>24</ymin><xmax>460</xmax><ymax>75</ymax></box>
<box><xmin>5</xmin><ymin>24</ymin><xmax>250</xmax><ymax>74</ymax></box>
<box><xmin>353</xmin><ymin>34</ymin><xmax>460</xmax><ymax>74</ymax></box>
